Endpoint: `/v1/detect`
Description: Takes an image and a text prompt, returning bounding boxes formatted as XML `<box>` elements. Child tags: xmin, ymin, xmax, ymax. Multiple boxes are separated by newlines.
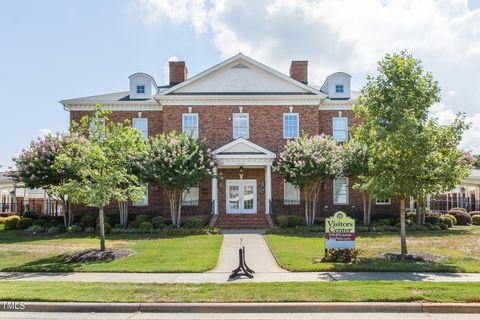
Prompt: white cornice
<box><xmin>64</xmin><ymin>103</ymin><xmax>162</xmax><ymax>112</ymax></box>
<box><xmin>156</xmin><ymin>95</ymin><xmax>323</xmax><ymax>106</ymax></box>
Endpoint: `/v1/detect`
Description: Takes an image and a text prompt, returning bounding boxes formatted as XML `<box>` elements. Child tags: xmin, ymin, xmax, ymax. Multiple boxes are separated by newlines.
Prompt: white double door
<box><xmin>226</xmin><ymin>179</ymin><xmax>257</xmax><ymax>214</ymax></box>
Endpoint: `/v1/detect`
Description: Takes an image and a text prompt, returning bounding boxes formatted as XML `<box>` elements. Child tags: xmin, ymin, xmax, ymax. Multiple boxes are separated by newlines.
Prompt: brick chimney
<box><xmin>289</xmin><ymin>61</ymin><xmax>308</xmax><ymax>84</ymax></box>
<box><xmin>169</xmin><ymin>61</ymin><xmax>188</xmax><ymax>85</ymax></box>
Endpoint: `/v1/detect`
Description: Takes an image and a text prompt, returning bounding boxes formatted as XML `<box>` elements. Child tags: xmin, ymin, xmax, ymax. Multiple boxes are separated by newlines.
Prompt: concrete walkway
<box><xmin>209</xmin><ymin>231</ymin><xmax>287</xmax><ymax>273</ymax></box>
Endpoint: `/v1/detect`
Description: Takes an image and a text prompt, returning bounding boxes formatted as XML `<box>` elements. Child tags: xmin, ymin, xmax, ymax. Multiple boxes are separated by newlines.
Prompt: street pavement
<box><xmin>0</xmin><ymin>312</ymin><xmax>479</xmax><ymax>320</ymax></box>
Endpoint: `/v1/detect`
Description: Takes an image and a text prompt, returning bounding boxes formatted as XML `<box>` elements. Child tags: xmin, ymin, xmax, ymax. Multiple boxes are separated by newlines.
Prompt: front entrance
<box><xmin>226</xmin><ymin>179</ymin><xmax>257</xmax><ymax>214</ymax></box>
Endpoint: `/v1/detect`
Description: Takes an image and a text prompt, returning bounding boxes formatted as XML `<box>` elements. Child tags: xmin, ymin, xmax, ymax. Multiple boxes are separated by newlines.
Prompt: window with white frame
<box><xmin>232</xmin><ymin>113</ymin><xmax>249</xmax><ymax>139</ymax></box>
<box><xmin>333</xmin><ymin>178</ymin><xmax>348</xmax><ymax>205</ymax></box>
<box><xmin>284</xmin><ymin>181</ymin><xmax>300</xmax><ymax>205</ymax></box>
<box><xmin>133</xmin><ymin>185</ymin><xmax>148</xmax><ymax>206</ymax></box>
<box><xmin>332</xmin><ymin>117</ymin><xmax>348</xmax><ymax>142</ymax></box>
<box><xmin>183</xmin><ymin>187</ymin><xmax>199</xmax><ymax>206</ymax></box>
<box><xmin>283</xmin><ymin>113</ymin><xmax>299</xmax><ymax>139</ymax></box>
<box><xmin>132</xmin><ymin>118</ymin><xmax>148</xmax><ymax>139</ymax></box>
<box><xmin>136</xmin><ymin>85</ymin><xmax>145</xmax><ymax>94</ymax></box>
<box><xmin>182</xmin><ymin>113</ymin><xmax>198</xmax><ymax>138</ymax></box>
<box><xmin>335</xmin><ymin>84</ymin><xmax>344</xmax><ymax>93</ymax></box>
<box><xmin>376</xmin><ymin>198</ymin><xmax>391</xmax><ymax>205</ymax></box>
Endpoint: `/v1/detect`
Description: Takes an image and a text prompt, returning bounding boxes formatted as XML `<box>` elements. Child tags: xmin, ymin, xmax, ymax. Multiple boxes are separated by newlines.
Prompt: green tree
<box><xmin>139</xmin><ymin>132</ymin><xmax>215</xmax><ymax>226</ymax></box>
<box><xmin>56</xmin><ymin>106</ymin><xmax>145</xmax><ymax>251</ymax></box>
<box><xmin>274</xmin><ymin>134</ymin><xmax>343</xmax><ymax>226</ymax></box>
<box><xmin>354</xmin><ymin>51</ymin><xmax>441</xmax><ymax>255</ymax></box>
<box><xmin>11</xmin><ymin>133</ymin><xmax>86</xmax><ymax>226</ymax></box>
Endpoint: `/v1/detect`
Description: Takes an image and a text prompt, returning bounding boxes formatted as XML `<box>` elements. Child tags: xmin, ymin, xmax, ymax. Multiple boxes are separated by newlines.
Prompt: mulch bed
<box><xmin>380</xmin><ymin>252</ymin><xmax>443</xmax><ymax>263</ymax></box>
<box><xmin>65</xmin><ymin>249</ymin><xmax>132</xmax><ymax>263</ymax></box>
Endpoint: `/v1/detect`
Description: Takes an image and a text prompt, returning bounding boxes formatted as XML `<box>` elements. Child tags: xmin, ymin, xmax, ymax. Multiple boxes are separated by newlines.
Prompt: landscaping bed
<box><xmin>0</xmin><ymin>281</ymin><xmax>479</xmax><ymax>303</ymax></box>
<box><xmin>265</xmin><ymin>226</ymin><xmax>480</xmax><ymax>272</ymax></box>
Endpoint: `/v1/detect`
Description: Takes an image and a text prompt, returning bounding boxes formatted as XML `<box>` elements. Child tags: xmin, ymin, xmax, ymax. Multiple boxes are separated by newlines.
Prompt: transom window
<box><xmin>284</xmin><ymin>181</ymin><xmax>300</xmax><ymax>205</ymax></box>
<box><xmin>136</xmin><ymin>85</ymin><xmax>145</xmax><ymax>94</ymax></box>
<box><xmin>132</xmin><ymin>118</ymin><xmax>148</xmax><ymax>139</ymax></box>
<box><xmin>283</xmin><ymin>113</ymin><xmax>299</xmax><ymax>139</ymax></box>
<box><xmin>335</xmin><ymin>84</ymin><xmax>344</xmax><ymax>93</ymax></box>
<box><xmin>232</xmin><ymin>113</ymin><xmax>249</xmax><ymax>139</ymax></box>
<box><xmin>376</xmin><ymin>198</ymin><xmax>391</xmax><ymax>205</ymax></box>
<box><xmin>133</xmin><ymin>185</ymin><xmax>148</xmax><ymax>206</ymax></box>
<box><xmin>332</xmin><ymin>117</ymin><xmax>348</xmax><ymax>142</ymax></box>
<box><xmin>333</xmin><ymin>178</ymin><xmax>349</xmax><ymax>205</ymax></box>
<box><xmin>182</xmin><ymin>113</ymin><xmax>199</xmax><ymax>138</ymax></box>
<box><xmin>183</xmin><ymin>187</ymin><xmax>199</xmax><ymax>206</ymax></box>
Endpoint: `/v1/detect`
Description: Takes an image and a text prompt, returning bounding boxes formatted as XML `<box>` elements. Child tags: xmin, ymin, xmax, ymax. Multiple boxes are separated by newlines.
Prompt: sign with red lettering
<box><xmin>325</xmin><ymin>211</ymin><xmax>356</xmax><ymax>249</ymax></box>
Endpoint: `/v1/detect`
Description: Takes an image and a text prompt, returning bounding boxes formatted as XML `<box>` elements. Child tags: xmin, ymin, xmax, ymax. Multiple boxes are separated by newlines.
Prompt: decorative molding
<box><xmin>319</xmin><ymin>104</ymin><xmax>353</xmax><ymax>111</ymax></box>
<box><xmin>64</xmin><ymin>104</ymin><xmax>162</xmax><ymax>112</ymax></box>
<box><xmin>157</xmin><ymin>95</ymin><xmax>323</xmax><ymax>106</ymax></box>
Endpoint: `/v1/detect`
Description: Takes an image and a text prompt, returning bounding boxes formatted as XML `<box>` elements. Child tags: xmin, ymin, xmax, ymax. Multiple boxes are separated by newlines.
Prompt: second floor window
<box><xmin>136</xmin><ymin>85</ymin><xmax>145</xmax><ymax>94</ymax></box>
<box><xmin>333</xmin><ymin>117</ymin><xmax>348</xmax><ymax>142</ymax></box>
<box><xmin>335</xmin><ymin>84</ymin><xmax>344</xmax><ymax>93</ymax></box>
<box><xmin>182</xmin><ymin>113</ymin><xmax>198</xmax><ymax>138</ymax></box>
<box><xmin>132</xmin><ymin>118</ymin><xmax>148</xmax><ymax>139</ymax></box>
<box><xmin>283</xmin><ymin>113</ymin><xmax>299</xmax><ymax>139</ymax></box>
<box><xmin>233</xmin><ymin>113</ymin><xmax>249</xmax><ymax>139</ymax></box>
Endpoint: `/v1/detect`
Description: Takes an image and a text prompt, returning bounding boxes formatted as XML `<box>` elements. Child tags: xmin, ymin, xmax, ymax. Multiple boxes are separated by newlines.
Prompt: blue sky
<box><xmin>1</xmin><ymin>0</ymin><xmax>480</xmax><ymax>168</ymax></box>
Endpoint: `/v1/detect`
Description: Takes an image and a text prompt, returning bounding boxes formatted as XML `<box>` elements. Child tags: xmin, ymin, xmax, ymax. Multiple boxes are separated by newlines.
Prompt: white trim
<box><xmin>132</xmin><ymin>118</ymin><xmax>148</xmax><ymax>139</ymax></box>
<box><xmin>226</xmin><ymin>179</ymin><xmax>257</xmax><ymax>214</ymax></box>
<box><xmin>156</xmin><ymin>53</ymin><xmax>325</xmax><ymax>97</ymax></box>
<box><xmin>157</xmin><ymin>95</ymin><xmax>322</xmax><ymax>106</ymax></box>
<box><xmin>182</xmin><ymin>113</ymin><xmax>199</xmax><ymax>138</ymax></box>
<box><xmin>232</xmin><ymin>113</ymin><xmax>249</xmax><ymax>139</ymax></box>
<box><xmin>265</xmin><ymin>165</ymin><xmax>272</xmax><ymax>214</ymax></box>
<box><xmin>283</xmin><ymin>113</ymin><xmax>299</xmax><ymax>139</ymax></box>
<box><xmin>64</xmin><ymin>104</ymin><xmax>161</xmax><ymax>112</ymax></box>
<box><xmin>376</xmin><ymin>198</ymin><xmax>392</xmax><ymax>205</ymax></box>
<box><xmin>333</xmin><ymin>177</ymin><xmax>349</xmax><ymax>205</ymax></box>
<box><xmin>214</xmin><ymin>137</ymin><xmax>276</xmax><ymax>158</ymax></box>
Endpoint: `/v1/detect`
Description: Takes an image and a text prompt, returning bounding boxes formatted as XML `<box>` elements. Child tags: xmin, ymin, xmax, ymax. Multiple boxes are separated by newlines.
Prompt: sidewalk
<box><xmin>1</xmin><ymin>271</ymin><xmax>480</xmax><ymax>283</ymax></box>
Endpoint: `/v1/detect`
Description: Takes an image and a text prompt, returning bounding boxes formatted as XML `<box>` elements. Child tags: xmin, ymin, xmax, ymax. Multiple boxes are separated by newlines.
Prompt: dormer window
<box><xmin>335</xmin><ymin>84</ymin><xmax>344</xmax><ymax>93</ymax></box>
<box><xmin>136</xmin><ymin>85</ymin><xmax>145</xmax><ymax>94</ymax></box>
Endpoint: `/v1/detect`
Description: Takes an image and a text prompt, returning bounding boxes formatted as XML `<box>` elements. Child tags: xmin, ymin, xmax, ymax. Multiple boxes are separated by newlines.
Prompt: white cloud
<box><xmin>134</xmin><ymin>0</ymin><xmax>480</xmax><ymax>153</ymax></box>
<box><xmin>37</xmin><ymin>128</ymin><xmax>52</xmax><ymax>138</ymax></box>
<box><xmin>163</xmin><ymin>56</ymin><xmax>180</xmax><ymax>84</ymax></box>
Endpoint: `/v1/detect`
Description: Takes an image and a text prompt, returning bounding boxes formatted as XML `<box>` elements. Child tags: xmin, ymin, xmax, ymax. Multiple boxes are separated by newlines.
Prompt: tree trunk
<box><xmin>99</xmin><ymin>207</ymin><xmax>106</xmax><ymax>251</ymax></box>
<box><xmin>119</xmin><ymin>201</ymin><xmax>128</xmax><ymax>228</ymax></box>
<box><xmin>399</xmin><ymin>198</ymin><xmax>408</xmax><ymax>256</ymax></box>
<box><xmin>168</xmin><ymin>190</ymin><xmax>183</xmax><ymax>226</ymax></box>
<box><xmin>60</xmin><ymin>198</ymin><xmax>68</xmax><ymax>227</ymax></box>
<box><xmin>362</xmin><ymin>190</ymin><xmax>367</xmax><ymax>226</ymax></box>
<box><xmin>67</xmin><ymin>201</ymin><xmax>74</xmax><ymax>227</ymax></box>
<box><xmin>367</xmin><ymin>193</ymin><xmax>372</xmax><ymax>225</ymax></box>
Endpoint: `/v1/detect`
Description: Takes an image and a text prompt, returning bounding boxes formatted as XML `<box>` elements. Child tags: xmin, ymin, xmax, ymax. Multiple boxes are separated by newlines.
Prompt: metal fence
<box><xmin>430</xmin><ymin>199</ymin><xmax>480</xmax><ymax>213</ymax></box>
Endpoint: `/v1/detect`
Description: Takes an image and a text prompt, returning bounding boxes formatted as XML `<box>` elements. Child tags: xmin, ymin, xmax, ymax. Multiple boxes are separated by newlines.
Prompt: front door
<box><xmin>226</xmin><ymin>179</ymin><xmax>257</xmax><ymax>214</ymax></box>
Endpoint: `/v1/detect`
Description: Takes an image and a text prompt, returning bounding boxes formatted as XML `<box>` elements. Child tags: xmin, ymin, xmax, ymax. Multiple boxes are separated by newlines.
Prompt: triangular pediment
<box><xmin>215</xmin><ymin>138</ymin><xmax>276</xmax><ymax>159</ymax></box>
<box><xmin>157</xmin><ymin>53</ymin><xmax>324</xmax><ymax>96</ymax></box>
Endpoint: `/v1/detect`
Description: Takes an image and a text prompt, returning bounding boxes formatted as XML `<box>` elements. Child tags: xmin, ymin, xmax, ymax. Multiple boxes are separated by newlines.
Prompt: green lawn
<box><xmin>265</xmin><ymin>226</ymin><xmax>480</xmax><ymax>272</ymax></box>
<box><xmin>0</xmin><ymin>231</ymin><xmax>222</xmax><ymax>272</ymax></box>
<box><xmin>0</xmin><ymin>281</ymin><xmax>479</xmax><ymax>303</ymax></box>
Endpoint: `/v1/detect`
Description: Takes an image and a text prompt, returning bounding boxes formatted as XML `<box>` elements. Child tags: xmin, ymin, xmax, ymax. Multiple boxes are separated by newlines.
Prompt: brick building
<box><xmin>61</xmin><ymin>53</ymin><xmax>399</xmax><ymax>228</ymax></box>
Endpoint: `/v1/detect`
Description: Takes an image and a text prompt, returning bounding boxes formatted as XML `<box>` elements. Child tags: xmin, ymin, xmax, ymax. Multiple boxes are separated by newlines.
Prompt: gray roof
<box><xmin>61</xmin><ymin>87</ymin><xmax>171</xmax><ymax>104</ymax></box>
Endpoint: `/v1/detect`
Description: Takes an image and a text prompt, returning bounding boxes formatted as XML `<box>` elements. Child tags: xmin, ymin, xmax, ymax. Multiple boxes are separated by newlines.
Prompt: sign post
<box><xmin>324</xmin><ymin>211</ymin><xmax>356</xmax><ymax>255</ymax></box>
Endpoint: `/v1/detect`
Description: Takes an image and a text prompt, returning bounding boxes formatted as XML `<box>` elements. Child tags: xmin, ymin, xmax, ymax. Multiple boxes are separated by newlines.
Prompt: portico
<box><xmin>211</xmin><ymin>138</ymin><xmax>276</xmax><ymax>216</ymax></box>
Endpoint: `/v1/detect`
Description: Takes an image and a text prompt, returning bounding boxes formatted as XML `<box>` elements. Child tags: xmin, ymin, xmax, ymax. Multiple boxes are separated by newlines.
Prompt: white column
<box><xmin>457</xmin><ymin>191</ymin><xmax>460</xmax><ymax>207</ymax></box>
<box><xmin>212</xmin><ymin>167</ymin><xmax>218</xmax><ymax>215</ymax></box>
<box><xmin>409</xmin><ymin>196</ymin><xmax>414</xmax><ymax>212</ymax></box>
<box><xmin>12</xmin><ymin>183</ymin><xmax>17</xmax><ymax>213</ymax></box>
<box><xmin>265</xmin><ymin>164</ymin><xmax>272</xmax><ymax>214</ymax></box>
<box><xmin>427</xmin><ymin>195</ymin><xmax>431</xmax><ymax>209</ymax></box>
<box><xmin>476</xmin><ymin>187</ymin><xmax>479</xmax><ymax>211</ymax></box>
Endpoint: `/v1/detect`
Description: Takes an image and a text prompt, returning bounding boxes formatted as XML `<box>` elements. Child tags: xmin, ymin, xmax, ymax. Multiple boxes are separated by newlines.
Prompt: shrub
<box><xmin>472</xmin><ymin>215</ymin><xmax>480</xmax><ymax>226</ymax></box>
<box><xmin>4</xmin><ymin>216</ymin><xmax>20</xmax><ymax>230</ymax></box>
<box><xmin>437</xmin><ymin>222</ymin><xmax>449</xmax><ymax>230</ymax></box>
<box><xmin>80</xmin><ymin>214</ymin><xmax>96</xmax><ymax>229</ymax></box>
<box><xmin>17</xmin><ymin>217</ymin><xmax>33</xmax><ymax>229</ymax></box>
<box><xmin>33</xmin><ymin>219</ymin><xmax>46</xmax><ymax>227</ymax></box>
<box><xmin>67</xmin><ymin>224</ymin><xmax>83</xmax><ymax>234</ymax></box>
<box><xmin>84</xmin><ymin>227</ymin><xmax>94</xmax><ymax>233</ymax></box>
<box><xmin>288</xmin><ymin>215</ymin><xmax>302</xmax><ymax>227</ymax></box>
<box><xmin>406</xmin><ymin>211</ymin><xmax>416</xmax><ymax>221</ymax></box>
<box><xmin>439</xmin><ymin>215</ymin><xmax>453</xmax><ymax>228</ymax></box>
<box><xmin>138</xmin><ymin>221</ymin><xmax>154</xmax><ymax>232</ymax></box>
<box><xmin>276</xmin><ymin>215</ymin><xmax>289</xmax><ymax>228</ymax></box>
<box><xmin>449</xmin><ymin>207</ymin><xmax>467</xmax><ymax>213</ymax></box>
<box><xmin>46</xmin><ymin>226</ymin><xmax>60</xmax><ymax>234</ymax></box>
<box><xmin>151</xmin><ymin>216</ymin><xmax>166</xmax><ymax>229</ymax></box>
<box><xmin>429</xmin><ymin>224</ymin><xmax>442</xmax><ymax>231</ymax></box>
<box><xmin>323</xmin><ymin>249</ymin><xmax>361</xmax><ymax>263</ymax></box>
<box><xmin>96</xmin><ymin>222</ymin><xmax>112</xmax><ymax>234</ymax></box>
<box><xmin>27</xmin><ymin>225</ymin><xmax>44</xmax><ymax>233</ymax></box>
<box><xmin>469</xmin><ymin>211</ymin><xmax>480</xmax><ymax>217</ymax></box>
<box><xmin>135</xmin><ymin>215</ymin><xmax>149</xmax><ymax>226</ymax></box>
<box><xmin>449</xmin><ymin>210</ymin><xmax>472</xmax><ymax>226</ymax></box>
<box><xmin>425</xmin><ymin>216</ymin><xmax>440</xmax><ymax>225</ymax></box>
<box><xmin>183</xmin><ymin>217</ymin><xmax>205</xmax><ymax>228</ymax></box>
<box><xmin>22</xmin><ymin>211</ymin><xmax>39</xmax><ymax>220</ymax></box>
<box><xmin>441</xmin><ymin>214</ymin><xmax>457</xmax><ymax>226</ymax></box>
<box><xmin>0</xmin><ymin>217</ymin><xmax>7</xmax><ymax>225</ymax></box>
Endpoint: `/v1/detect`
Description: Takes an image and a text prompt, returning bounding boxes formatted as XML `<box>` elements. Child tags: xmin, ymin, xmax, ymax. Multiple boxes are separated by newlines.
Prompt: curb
<box><xmin>6</xmin><ymin>302</ymin><xmax>480</xmax><ymax>313</ymax></box>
